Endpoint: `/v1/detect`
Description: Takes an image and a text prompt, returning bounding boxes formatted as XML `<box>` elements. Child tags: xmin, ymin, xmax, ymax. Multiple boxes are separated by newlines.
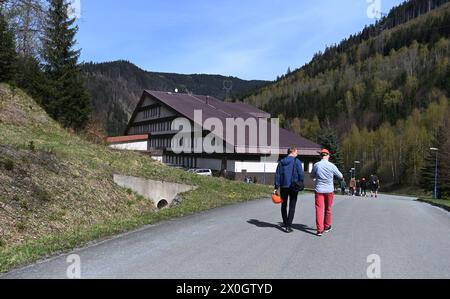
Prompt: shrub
<box><xmin>28</xmin><ymin>141</ymin><xmax>35</xmax><ymax>152</ymax></box>
<box><xmin>1</xmin><ymin>158</ymin><xmax>14</xmax><ymax>171</ymax></box>
<box><xmin>36</xmin><ymin>188</ymin><xmax>51</xmax><ymax>202</ymax></box>
<box><xmin>16</xmin><ymin>221</ymin><xmax>26</xmax><ymax>231</ymax></box>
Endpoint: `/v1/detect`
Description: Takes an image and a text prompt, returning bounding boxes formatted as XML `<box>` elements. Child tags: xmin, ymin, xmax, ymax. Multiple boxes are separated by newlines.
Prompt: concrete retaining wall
<box><xmin>113</xmin><ymin>174</ymin><xmax>197</xmax><ymax>209</ymax></box>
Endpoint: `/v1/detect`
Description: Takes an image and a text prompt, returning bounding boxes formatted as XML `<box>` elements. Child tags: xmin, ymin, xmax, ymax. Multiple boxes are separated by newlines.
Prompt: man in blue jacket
<box><xmin>274</xmin><ymin>146</ymin><xmax>305</xmax><ymax>233</ymax></box>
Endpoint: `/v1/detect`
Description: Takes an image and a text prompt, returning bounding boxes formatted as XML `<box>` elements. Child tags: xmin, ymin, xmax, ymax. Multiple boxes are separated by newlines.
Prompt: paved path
<box><xmin>2</xmin><ymin>194</ymin><xmax>449</xmax><ymax>279</ymax></box>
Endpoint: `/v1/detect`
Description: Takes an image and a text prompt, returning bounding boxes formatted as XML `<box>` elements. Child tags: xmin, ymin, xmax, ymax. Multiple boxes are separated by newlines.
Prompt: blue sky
<box><xmin>76</xmin><ymin>0</ymin><xmax>405</xmax><ymax>80</ymax></box>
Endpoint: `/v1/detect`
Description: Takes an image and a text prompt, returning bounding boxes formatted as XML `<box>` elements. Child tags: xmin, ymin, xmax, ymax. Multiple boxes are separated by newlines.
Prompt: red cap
<box><xmin>319</xmin><ymin>149</ymin><xmax>330</xmax><ymax>156</ymax></box>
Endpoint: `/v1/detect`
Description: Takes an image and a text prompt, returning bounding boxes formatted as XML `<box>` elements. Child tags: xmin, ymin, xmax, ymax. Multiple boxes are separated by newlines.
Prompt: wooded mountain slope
<box><xmin>82</xmin><ymin>61</ymin><xmax>268</xmax><ymax>136</ymax></box>
<box><xmin>240</xmin><ymin>0</ymin><xmax>450</xmax><ymax>191</ymax></box>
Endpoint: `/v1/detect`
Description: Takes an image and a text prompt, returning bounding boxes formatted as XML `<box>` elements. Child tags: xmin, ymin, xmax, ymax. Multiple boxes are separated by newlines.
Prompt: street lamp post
<box><xmin>430</xmin><ymin>148</ymin><xmax>439</xmax><ymax>199</ymax></box>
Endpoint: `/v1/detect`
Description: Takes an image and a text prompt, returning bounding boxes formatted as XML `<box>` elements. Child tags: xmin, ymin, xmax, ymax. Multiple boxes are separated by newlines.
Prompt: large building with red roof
<box><xmin>109</xmin><ymin>90</ymin><xmax>321</xmax><ymax>185</ymax></box>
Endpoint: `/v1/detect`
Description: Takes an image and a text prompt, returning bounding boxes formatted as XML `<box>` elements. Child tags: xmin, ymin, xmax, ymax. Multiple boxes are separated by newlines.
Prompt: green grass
<box><xmin>417</xmin><ymin>198</ymin><xmax>450</xmax><ymax>211</ymax></box>
<box><xmin>0</xmin><ymin>84</ymin><xmax>271</xmax><ymax>272</ymax></box>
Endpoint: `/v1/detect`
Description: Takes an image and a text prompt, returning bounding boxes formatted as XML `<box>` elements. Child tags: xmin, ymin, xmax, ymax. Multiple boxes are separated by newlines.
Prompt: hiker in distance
<box><xmin>274</xmin><ymin>146</ymin><xmax>305</xmax><ymax>233</ymax></box>
<box><xmin>370</xmin><ymin>174</ymin><xmax>381</xmax><ymax>198</ymax></box>
<box><xmin>310</xmin><ymin>149</ymin><xmax>344</xmax><ymax>237</ymax></box>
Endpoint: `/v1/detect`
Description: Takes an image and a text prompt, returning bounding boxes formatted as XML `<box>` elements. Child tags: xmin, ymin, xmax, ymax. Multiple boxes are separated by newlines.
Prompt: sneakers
<box><xmin>317</xmin><ymin>227</ymin><xmax>332</xmax><ymax>236</ymax></box>
<box><xmin>280</xmin><ymin>223</ymin><xmax>293</xmax><ymax>233</ymax></box>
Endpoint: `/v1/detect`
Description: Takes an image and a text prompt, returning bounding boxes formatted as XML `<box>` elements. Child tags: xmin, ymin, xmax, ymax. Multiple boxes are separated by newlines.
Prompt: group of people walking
<box><xmin>274</xmin><ymin>147</ymin><xmax>381</xmax><ymax>237</ymax></box>
<box><xmin>274</xmin><ymin>147</ymin><xmax>343</xmax><ymax>237</ymax></box>
<box><xmin>344</xmin><ymin>176</ymin><xmax>380</xmax><ymax>198</ymax></box>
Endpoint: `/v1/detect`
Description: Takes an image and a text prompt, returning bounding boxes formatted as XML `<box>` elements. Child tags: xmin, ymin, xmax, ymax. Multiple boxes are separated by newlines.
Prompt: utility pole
<box><xmin>431</xmin><ymin>148</ymin><xmax>439</xmax><ymax>199</ymax></box>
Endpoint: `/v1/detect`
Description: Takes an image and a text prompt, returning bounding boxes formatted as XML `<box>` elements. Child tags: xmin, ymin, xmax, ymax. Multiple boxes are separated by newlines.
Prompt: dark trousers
<box><xmin>280</xmin><ymin>188</ymin><xmax>299</xmax><ymax>227</ymax></box>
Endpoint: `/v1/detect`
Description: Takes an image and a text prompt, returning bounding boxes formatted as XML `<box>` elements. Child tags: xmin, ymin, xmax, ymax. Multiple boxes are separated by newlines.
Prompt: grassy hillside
<box><xmin>82</xmin><ymin>61</ymin><xmax>269</xmax><ymax>136</ymax></box>
<box><xmin>0</xmin><ymin>84</ymin><xmax>271</xmax><ymax>272</ymax></box>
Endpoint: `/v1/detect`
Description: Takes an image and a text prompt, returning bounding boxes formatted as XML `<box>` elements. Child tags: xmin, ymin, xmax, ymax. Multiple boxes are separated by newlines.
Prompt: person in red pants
<box><xmin>310</xmin><ymin>149</ymin><xmax>344</xmax><ymax>237</ymax></box>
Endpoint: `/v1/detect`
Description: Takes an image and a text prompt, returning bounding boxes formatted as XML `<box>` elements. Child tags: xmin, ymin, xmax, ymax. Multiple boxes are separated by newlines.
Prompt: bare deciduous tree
<box><xmin>1</xmin><ymin>0</ymin><xmax>46</xmax><ymax>58</ymax></box>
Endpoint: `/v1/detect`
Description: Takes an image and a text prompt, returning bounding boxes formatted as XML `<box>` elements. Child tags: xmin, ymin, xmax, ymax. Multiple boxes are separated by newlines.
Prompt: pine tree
<box><xmin>318</xmin><ymin>127</ymin><xmax>345</xmax><ymax>171</ymax></box>
<box><xmin>0</xmin><ymin>7</ymin><xmax>17</xmax><ymax>82</ymax></box>
<box><xmin>41</xmin><ymin>0</ymin><xmax>91</xmax><ymax>130</ymax></box>
<box><xmin>14</xmin><ymin>55</ymin><xmax>47</xmax><ymax>104</ymax></box>
<box><xmin>440</xmin><ymin>129</ymin><xmax>450</xmax><ymax>198</ymax></box>
<box><xmin>420</xmin><ymin>123</ymin><xmax>450</xmax><ymax>198</ymax></box>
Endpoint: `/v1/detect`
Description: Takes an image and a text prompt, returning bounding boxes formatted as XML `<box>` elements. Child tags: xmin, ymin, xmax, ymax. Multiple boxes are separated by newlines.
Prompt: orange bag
<box><xmin>272</xmin><ymin>194</ymin><xmax>283</xmax><ymax>204</ymax></box>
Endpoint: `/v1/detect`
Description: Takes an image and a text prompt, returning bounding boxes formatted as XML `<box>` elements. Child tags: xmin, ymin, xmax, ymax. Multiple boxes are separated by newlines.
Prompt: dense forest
<box><xmin>241</xmin><ymin>0</ymin><xmax>450</xmax><ymax>195</ymax></box>
<box><xmin>82</xmin><ymin>61</ymin><xmax>268</xmax><ymax>136</ymax></box>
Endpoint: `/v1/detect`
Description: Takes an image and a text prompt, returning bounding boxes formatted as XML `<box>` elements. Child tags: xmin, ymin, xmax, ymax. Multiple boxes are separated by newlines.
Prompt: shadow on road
<box><xmin>291</xmin><ymin>224</ymin><xmax>317</xmax><ymax>236</ymax></box>
<box><xmin>247</xmin><ymin>219</ymin><xmax>316</xmax><ymax>236</ymax></box>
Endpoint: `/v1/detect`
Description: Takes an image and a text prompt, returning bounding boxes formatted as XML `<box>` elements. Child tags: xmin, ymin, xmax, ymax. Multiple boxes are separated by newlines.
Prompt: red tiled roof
<box><xmin>126</xmin><ymin>91</ymin><xmax>321</xmax><ymax>155</ymax></box>
<box><xmin>106</xmin><ymin>134</ymin><xmax>149</xmax><ymax>144</ymax></box>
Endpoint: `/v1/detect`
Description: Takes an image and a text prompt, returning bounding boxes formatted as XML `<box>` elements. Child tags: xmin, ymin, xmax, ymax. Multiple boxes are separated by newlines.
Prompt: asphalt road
<box><xmin>2</xmin><ymin>194</ymin><xmax>450</xmax><ymax>279</ymax></box>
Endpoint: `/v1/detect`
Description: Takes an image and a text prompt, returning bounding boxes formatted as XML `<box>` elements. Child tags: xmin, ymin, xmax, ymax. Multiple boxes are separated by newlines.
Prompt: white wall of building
<box><xmin>308</xmin><ymin>162</ymin><xmax>314</xmax><ymax>173</ymax></box>
<box><xmin>231</xmin><ymin>161</ymin><xmax>278</xmax><ymax>174</ymax></box>
<box><xmin>195</xmin><ymin>158</ymin><xmax>278</xmax><ymax>174</ymax></box>
<box><xmin>164</xmin><ymin>156</ymin><xmax>315</xmax><ymax>174</ymax></box>
<box><xmin>110</xmin><ymin>141</ymin><xmax>148</xmax><ymax>151</ymax></box>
